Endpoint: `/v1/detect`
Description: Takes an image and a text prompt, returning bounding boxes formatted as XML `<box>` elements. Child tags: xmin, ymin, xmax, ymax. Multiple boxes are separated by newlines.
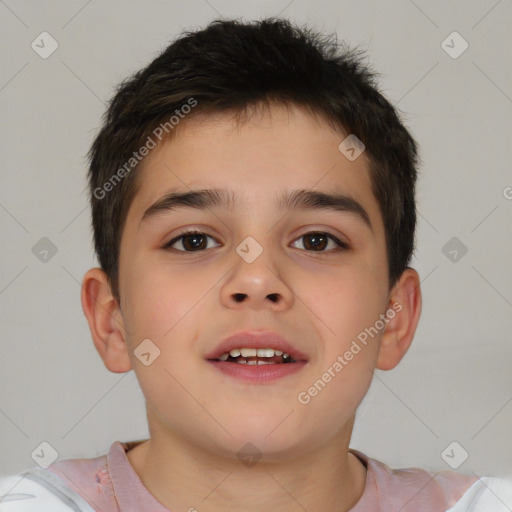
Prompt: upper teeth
<box><xmin>219</xmin><ymin>347</ymin><xmax>289</xmax><ymax>361</ymax></box>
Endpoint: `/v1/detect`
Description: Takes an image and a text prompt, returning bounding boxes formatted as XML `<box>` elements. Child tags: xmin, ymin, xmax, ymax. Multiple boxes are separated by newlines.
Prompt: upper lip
<box><xmin>205</xmin><ymin>330</ymin><xmax>309</xmax><ymax>361</ymax></box>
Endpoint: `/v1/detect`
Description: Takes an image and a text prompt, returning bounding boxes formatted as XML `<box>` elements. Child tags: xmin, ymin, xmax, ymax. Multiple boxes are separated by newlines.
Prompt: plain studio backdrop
<box><xmin>0</xmin><ymin>0</ymin><xmax>511</xmax><ymax>478</ymax></box>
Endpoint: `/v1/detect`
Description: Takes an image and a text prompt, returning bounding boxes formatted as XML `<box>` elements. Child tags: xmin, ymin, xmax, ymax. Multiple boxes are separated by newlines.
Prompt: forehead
<box><xmin>127</xmin><ymin>103</ymin><xmax>382</xmax><ymax>230</ymax></box>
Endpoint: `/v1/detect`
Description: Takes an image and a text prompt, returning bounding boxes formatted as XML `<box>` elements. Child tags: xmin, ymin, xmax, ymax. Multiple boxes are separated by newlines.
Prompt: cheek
<box><xmin>120</xmin><ymin>262</ymin><xmax>208</xmax><ymax>417</ymax></box>
<box><xmin>310</xmin><ymin>265</ymin><xmax>385</xmax><ymax>415</ymax></box>
<box><xmin>295</xmin><ymin>335</ymin><xmax>377</xmax><ymax>444</ymax></box>
<box><xmin>120</xmin><ymin>258</ymin><xmax>217</xmax><ymax>385</ymax></box>
<box><xmin>121</xmin><ymin>257</ymin><xmax>204</xmax><ymax>338</ymax></box>
<box><xmin>304</xmin><ymin>261</ymin><xmax>387</xmax><ymax>344</ymax></box>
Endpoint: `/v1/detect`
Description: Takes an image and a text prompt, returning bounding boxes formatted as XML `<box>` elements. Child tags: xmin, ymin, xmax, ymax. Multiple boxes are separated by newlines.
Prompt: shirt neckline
<box><xmin>107</xmin><ymin>440</ymin><xmax>375</xmax><ymax>512</ymax></box>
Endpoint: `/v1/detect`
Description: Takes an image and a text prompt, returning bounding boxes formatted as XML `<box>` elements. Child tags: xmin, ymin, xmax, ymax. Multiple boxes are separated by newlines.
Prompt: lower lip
<box><xmin>207</xmin><ymin>360</ymin><xmax>307</xmax><ymax>383</ymax></box>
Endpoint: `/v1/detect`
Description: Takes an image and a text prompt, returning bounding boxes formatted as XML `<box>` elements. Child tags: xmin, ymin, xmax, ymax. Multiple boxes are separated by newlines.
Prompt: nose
<box><xmin>220</xmin><ymin>245</ymin><xmax>294</xmax><ymax>311</ymax></box>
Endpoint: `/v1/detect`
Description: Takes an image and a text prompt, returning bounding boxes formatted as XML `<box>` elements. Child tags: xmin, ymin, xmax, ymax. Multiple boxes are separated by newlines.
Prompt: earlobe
<box><xmin>80</xmin><ymin>268</ymin><xmax>132</xmax><ymax>373</ymax></box>
<box><xmin>376</xmin><ymin>268</ymin><xmax>422</xmax><ymax>371</ymax></box>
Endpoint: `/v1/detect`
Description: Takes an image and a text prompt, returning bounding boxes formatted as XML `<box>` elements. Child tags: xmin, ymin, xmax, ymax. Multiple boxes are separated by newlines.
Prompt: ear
<box><xmin>81</xmin><ymin>268</ymin><xmax>132</xmax><ymax>373</ymax></box>
<box><xmin>376</xmin><ymin>268</ymin><xmax>422</xmax><ymax>371</ymax></box>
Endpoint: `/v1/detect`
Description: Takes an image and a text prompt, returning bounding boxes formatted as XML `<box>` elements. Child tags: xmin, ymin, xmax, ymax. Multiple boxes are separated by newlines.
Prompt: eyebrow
<box><xmin>139</xmin><ymin>187</ymin><xmax>372</xmax><ymax>231</ymax></box>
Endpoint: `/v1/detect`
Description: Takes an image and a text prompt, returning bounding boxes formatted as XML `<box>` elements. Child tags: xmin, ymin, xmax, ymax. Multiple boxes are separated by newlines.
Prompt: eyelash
<box><xmin>162</xmin><ymin>229</ymin><xmax>349</xmax><ymax>253</ymax></box>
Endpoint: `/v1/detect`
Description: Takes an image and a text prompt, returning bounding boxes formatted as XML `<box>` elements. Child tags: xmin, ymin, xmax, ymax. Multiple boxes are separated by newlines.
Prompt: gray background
<box><xmin>1</xmin><ymin>0</ymin><xmax>511</xmax><ymax>478</ymax></box>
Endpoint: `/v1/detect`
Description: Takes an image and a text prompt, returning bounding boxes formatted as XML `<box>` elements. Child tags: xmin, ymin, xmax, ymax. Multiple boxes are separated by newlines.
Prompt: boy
<box><xmin>1</xmin><ymin>17</ymin><xmax>510</xmax><ymax>512</ymax></box>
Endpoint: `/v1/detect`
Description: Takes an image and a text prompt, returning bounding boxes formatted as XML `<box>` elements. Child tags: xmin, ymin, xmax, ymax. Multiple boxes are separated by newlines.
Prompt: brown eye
<box><xmin>165</xmin><ymin>231</ymin><xmax>220</xmax><ymax>252</ymax></box>
<box><xmin>164</xmin><ymin>230</ymin><xmax>347</xmax><ymax>253</ymax></box>
<box><xmin>291</xmin><ymin>232</ymin><xmax>347</xmax><ymax>252</ymax></box>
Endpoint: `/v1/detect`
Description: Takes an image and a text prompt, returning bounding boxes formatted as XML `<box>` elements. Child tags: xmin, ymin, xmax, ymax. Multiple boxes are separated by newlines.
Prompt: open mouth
<box><xmin>211</xmin><ymin>347</ymin><xmax>296</xmax><ymax>365</ymax></box>
<box><xmin>205</xmin><ymin>331</ymin><xmax>308</xmax><ymax>382</ymax></box>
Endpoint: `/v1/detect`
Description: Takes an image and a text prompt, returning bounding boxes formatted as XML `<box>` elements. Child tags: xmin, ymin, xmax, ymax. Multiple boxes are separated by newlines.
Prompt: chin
<box><xmin>214</xmin><ymin>420</ymin><xmax>309</xmax><ymax>461</ymax></box>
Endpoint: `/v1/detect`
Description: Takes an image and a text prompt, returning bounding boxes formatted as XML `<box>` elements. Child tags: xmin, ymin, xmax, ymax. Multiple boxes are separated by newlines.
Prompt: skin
<box><xmin>81</xmin><ymin>103</ymin><xmax>422</xmax><ymax>512</ymax></box>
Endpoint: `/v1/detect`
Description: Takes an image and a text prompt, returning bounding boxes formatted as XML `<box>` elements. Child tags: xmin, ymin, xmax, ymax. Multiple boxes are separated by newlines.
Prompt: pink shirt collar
<box><xmin>47</xmin><ymin>440</ymin><xmax>478</xmax><ymax>511</ymax></box>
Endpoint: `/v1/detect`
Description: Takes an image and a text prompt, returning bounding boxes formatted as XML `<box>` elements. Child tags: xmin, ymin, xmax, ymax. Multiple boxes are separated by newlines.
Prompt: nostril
<box><xmin>232</xmin><ymin>293</ymin><xmax>279</xmax><ymax>303</ymax></box>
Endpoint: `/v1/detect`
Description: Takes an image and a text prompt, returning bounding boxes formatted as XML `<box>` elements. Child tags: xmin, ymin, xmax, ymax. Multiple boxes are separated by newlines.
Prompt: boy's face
<box><xmin>114</xmin><ymin>104</ymin><xmax>393</xmax><ymax>458</ymax></box>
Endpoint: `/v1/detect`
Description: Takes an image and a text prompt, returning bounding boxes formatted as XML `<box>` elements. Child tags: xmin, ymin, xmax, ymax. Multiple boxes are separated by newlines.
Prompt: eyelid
<box><xmin>292</xmin><ymin>231</ymin><xmax>349</xmax><ymax>251</ymax></box>
<box><xmin>163</xmin><ymin>228</ymin><xmax>350</xmax><ymax>252</ymax></box>
<box><xmin>163</xmin><ymin>229</ymin><xmax>220</xmax><ymax>251</ymax></box>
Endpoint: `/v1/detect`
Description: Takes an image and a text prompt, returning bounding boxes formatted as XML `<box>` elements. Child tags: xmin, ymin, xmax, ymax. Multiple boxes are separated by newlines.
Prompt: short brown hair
<box><xmin>87</xmin><ymin>17</ymin><xmax>420</xmax><ymax>303</ymax></box>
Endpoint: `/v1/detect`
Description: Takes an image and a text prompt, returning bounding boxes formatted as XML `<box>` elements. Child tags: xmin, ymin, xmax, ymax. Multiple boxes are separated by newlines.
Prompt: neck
<box><xmin>126</xmin><ymin>425</ymin><xmax>367</xmax><ymax>512</ymax></box>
